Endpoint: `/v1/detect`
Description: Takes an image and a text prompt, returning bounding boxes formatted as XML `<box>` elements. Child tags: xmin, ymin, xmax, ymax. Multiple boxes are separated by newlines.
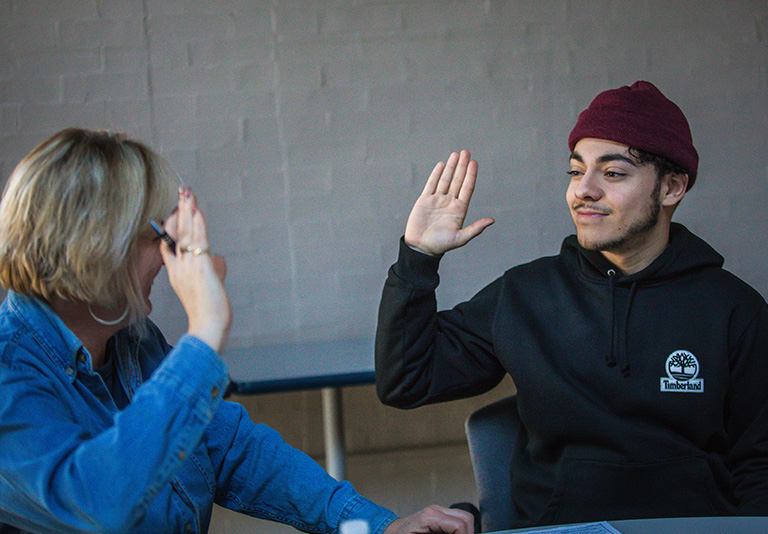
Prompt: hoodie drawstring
<box><xmin>619</xmin><ymin>281</ymin><xmax>639</xmax><ymax>378</ymax></box>
<box><xmin>606</xmin><ymin>270</ymin><xmax>618</xmax><ymax>369</ymax></box>
<box><xmin>606</xmin><ymin>269</ymin><xmax>639</xmax><ymax>379</ymax></box>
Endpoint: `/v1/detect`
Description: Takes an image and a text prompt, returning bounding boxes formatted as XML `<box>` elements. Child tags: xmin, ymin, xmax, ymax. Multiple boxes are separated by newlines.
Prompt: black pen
<box><xmin>149</xmin><ymin>219</ymin><xmax>176</xmax><ymax>254</ymax></box>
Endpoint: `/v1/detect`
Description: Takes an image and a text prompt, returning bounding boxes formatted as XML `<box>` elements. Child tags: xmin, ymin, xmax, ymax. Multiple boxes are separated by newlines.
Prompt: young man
<box><xmin>375</xmin><ymin>81</ymin><xmax>768</xmax><ymax>528</ymax></box>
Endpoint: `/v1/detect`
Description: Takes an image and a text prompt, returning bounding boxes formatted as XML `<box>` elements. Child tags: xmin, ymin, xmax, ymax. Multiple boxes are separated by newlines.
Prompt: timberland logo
<box><xmin>661</xmin><ymin>350</ymin><xmax>704</xmax><ymax>393</ymax></box>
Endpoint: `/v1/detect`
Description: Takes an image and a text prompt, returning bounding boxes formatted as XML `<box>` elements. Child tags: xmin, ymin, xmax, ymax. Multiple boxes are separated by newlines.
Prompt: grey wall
<box><xmin>1</xmin><ymin>1</ymin><xmax>767</xmax><ymax>533</ymax></box>
<box><xmin>3</xmin><ymin>1</ymin><xmax>766</xmax><ymax>351</ymax></box>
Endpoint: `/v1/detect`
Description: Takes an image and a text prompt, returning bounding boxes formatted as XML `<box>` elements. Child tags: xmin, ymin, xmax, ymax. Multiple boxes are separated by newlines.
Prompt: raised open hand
<box><xmin>404</xmin><ymin>150</ymin><xmax>494</xmax><ymax>256</ymax></box>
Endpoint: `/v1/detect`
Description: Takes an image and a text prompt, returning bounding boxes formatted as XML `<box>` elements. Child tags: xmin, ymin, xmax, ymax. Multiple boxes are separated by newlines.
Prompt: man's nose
<box><xmin>574</xmin><ymin>170</ymin><xmax>602</xmax><ymax>200</ymax></box>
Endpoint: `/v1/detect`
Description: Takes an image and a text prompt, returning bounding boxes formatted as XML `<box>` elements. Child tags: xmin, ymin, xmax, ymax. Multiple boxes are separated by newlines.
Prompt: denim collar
<box><xmin>6</xmin><ymin>291</ymin><xmax>91</xmax><ymax>383</ymax></box>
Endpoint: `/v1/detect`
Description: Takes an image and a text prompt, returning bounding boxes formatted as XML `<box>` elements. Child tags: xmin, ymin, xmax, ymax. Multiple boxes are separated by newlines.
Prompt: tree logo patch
<box><xmin>661</xmin><ymin>350</ymin><xmax>703</xmax><ymax>393</ymax></box>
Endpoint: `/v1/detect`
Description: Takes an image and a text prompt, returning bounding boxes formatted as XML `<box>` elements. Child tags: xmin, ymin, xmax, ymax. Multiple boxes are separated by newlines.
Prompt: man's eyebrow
<box><xmin>597</xmin><ymin>153</ymin><xmax>638</xmax><ymax>166</ymax></box>
<box><xmin>569</xmin><ymin>151</ymin><xmax>637</xmax><ymax>166</ymax></box>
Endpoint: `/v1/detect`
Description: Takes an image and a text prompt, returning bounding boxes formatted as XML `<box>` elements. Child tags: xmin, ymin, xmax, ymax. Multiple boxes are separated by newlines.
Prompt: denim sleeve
<box><xmin>207</xmin><ymin>402</ymin><xmax>398</xmax><ymax>534</ymax></box>
<box><xmin>0</xmin><ymin>334</ymin><xmax>229</xmax><ymax>533</ymax></box>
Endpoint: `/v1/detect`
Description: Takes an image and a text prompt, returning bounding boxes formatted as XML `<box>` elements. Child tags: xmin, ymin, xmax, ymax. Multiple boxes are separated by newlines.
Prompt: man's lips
<box><xmin>572</xmin><ymin>203</ymin><xmax>610</xmax><ymax>217</ymax></box>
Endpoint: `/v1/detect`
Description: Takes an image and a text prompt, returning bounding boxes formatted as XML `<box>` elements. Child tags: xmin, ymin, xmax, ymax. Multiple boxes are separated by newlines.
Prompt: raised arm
<box><xmin>404</xmin><ymin>150</ymin><xmax>494</xmax><ymax>256</ymax></box>
<box><xmin>160</xmin><ymin>187</ymin><xmax>231</xmax><ymax>354</ymax></box>
<box><xmin>375</xmin><ymin>151</ymin><xmax>505</xmax><ymax>408</ymax></box>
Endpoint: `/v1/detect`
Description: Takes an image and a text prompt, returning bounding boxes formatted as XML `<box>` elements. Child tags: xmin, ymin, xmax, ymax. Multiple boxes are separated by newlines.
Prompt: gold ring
<box><xmin>192</xmin><ymin>247</ymin><xmax>209</xmax><ymax>256</ymax></box>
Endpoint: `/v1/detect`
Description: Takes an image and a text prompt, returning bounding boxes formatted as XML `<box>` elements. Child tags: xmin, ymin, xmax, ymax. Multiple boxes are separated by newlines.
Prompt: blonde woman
<box><xmin>0</xmin><ymin>129</ymin><xmax>472</xmax><ymax>534</ymax></box>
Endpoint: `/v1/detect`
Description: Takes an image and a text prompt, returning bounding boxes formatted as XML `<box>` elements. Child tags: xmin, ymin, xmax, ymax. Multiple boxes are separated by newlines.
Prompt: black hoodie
<box><xmin>376</xmin><ymin>223</ymin><xmax>768</xmax><ymax>527</ymax></box>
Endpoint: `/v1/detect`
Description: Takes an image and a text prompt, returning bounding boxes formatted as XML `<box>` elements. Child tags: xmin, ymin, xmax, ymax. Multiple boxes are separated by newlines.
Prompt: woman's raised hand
<box><xmin>160</xmin><ymin>188</ymin><xmax>231</xmax><ymax>353</ymax></box>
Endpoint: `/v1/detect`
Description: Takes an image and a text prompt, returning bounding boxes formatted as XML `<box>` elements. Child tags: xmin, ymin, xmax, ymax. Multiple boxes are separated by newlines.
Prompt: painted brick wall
<box><xmin>2</xmin><ymin>1</ymin><xmax>767</xmax><ymax>346</ymax></box>
<box><xmin>1</xmin><ymin>1</ymin><xmax>767</xmax><ymax>533</ymax></box>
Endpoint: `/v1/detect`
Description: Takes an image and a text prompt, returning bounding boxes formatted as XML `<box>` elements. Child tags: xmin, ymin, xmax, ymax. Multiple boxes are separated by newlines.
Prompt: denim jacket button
<box><xmin>184</xmin><ymin>523</ymin><xmax>193</xmax><ymax>533</ymax></box>
<box><xmin>211</xmin><ymin>386</ymin><xmax>219</xmax><ymax>398</ymax></box>
<box><xmin>65</xmin><ymin>366</ymin><xmax>74</xmax><ymax>376</ymax></box>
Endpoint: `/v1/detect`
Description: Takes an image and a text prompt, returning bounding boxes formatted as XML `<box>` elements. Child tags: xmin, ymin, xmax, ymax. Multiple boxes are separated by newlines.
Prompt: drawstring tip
<box><xmin>605</xmin><ymin>355</ymin><xmax>617</xmax><ymax>367</ymax></box>
<box><xmin>621</xmin><ymin>364</ymin><xmax>631</xmax><ymax>378</ymax></box>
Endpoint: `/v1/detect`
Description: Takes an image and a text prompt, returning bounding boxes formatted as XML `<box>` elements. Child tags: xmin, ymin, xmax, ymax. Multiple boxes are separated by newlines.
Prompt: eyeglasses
<box><xmin>149</xmin><ymin>170</ymin><xmax>187</xmax><ymax>253</ymax></box>
<box><xmin>149</xmin><ymin>219</ymin><xmax>176</xmax><ymax>253</ymax></box>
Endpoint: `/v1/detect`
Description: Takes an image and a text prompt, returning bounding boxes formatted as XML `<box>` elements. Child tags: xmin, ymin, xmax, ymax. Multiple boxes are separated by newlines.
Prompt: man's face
<box><xmin>566</xmin><ymin>138</ymin><xmax>662</xmax><ymax>254</ymax></box>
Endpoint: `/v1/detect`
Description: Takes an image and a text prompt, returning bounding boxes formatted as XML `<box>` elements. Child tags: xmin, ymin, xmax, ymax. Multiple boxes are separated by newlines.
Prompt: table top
<box><xmin>498</xmin><ymin>516</ymin><xmax>768</xmax><ymax>534</ymax></box>
<box><xmin>222</xmin><ymin>336</ymin><xmax>376</xmax><ymax>395</ymax></box>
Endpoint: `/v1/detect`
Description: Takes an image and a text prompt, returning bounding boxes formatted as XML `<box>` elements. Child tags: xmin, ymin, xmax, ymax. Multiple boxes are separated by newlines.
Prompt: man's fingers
<box><xmin>448</xmin><ymin>150</ymin><xmax>472</xmax><ymax>198</ymax></box>
<box><xmin>417</xmin><ymin>505</ymin><xmax>474</xmax><ymax>534</ymax></box>
<box><xmin>382</xmin><ymin>504</ymin><xmax>475</xmax><ymax>534</ymax></box>
<box><xmin>456</xmin><ymin>217</ymin><xmax>495</xmax><ymax>247</ymax></box>
<box><xmin>423</xmin><ymin>161</ymin><xmax>446</xmax><ymax>195</ymax></box>
<box><xmin>457</xmin><ymin>159</ymin><xmax>478</xmax><ymax>204</ymax></box>
<box><xmin>422</xmin><ymin>151</ymin><xmax>476</xmax><ymax>200</ymax></box>
<box><xmin>436</xmin><ymin>152</ymin><xmax>460</xmax><ymax>194</ymax></box>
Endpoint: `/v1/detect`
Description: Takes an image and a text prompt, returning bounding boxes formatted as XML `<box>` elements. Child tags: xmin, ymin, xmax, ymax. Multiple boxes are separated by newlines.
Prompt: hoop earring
<box><xmin>88</xmin><ymin>303</ymin><xmax>129</xmax><ymax>326</ymax></box>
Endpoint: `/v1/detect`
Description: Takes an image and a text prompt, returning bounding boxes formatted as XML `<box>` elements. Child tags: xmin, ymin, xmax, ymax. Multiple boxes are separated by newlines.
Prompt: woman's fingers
<box><xmin>190</xmin><ymin>202</ymin><xmax>209</xmax><ymax>252</ymax></box>
<box><xmin>167</xmin><ymin>188</ymin><xmax>212</xmax><ymax>258</ymax></box>
<box><xmin>174</xmin><ymin>187</ymin><xmax>196</xmax><ymax>251</ymax></box>
<box><xmin>160</xmin><ymin>187</ymin><xmax>231</xmax><ymax>353</ymax></box>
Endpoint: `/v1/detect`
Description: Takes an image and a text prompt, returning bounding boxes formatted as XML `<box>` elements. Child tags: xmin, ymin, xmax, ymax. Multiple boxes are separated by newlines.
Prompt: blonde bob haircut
<box><xmin>0</xmin><ymin>128</ymin><xmax>177</xmax><ymax>325</ymax></box>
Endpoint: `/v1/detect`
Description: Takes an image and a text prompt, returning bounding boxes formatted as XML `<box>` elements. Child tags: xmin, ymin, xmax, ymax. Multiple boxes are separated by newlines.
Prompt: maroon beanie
<box><xmin>568</xmin><ymin>81</ymin><xmax>699</xmax><ymax>190</ymax></box>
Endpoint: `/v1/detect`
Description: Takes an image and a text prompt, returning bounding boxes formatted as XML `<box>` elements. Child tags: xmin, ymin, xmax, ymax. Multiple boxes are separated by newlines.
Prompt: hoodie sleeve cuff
<box><xmin>390</xmin><ymin>236</ymin><xmax>442</xmax><ymax>289</ymax></box>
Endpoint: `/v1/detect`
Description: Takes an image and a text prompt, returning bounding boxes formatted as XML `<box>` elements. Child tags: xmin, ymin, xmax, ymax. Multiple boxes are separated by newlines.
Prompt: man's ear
<box><xmin>661</xmin><ymin>172</ymin><xmax>689</xmax><ymax>207</ymax></box>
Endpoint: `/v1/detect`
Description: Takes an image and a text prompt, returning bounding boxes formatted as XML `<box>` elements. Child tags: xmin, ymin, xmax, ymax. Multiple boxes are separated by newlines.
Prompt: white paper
<box><xmin>515</xmin><ymin>521</ymin><xmax>623</xmax><ymax>534</ymax></box>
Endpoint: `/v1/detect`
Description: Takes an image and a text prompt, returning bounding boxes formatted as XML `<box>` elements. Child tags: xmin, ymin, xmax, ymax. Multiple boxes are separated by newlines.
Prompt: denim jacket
<box><xmin>0</xmin><ymin>292</ymin><xmax>396</xmax><ymax>534</ymax></box>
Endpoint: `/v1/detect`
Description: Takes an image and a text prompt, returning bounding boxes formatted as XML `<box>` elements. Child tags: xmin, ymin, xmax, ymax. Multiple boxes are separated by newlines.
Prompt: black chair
<box><xmin>464</xmin><ymin>395</ymin><xmax>524</xmax><ymax>532</ymax></box>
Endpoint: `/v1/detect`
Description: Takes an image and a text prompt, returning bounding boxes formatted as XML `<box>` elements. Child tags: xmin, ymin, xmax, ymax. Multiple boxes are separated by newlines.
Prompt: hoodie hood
<box><xmin>560</xmin><ymin>223</ymin><xmax>724</xmax><ymax>377</ymax></box>
<box><xmin>563</xmin><ymin>223</ymin><xmax>724</xmax><ymax>284</ymax></box>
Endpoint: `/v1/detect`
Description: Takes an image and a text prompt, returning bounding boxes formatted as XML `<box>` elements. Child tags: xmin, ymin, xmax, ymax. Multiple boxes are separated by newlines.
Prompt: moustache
<box><xmin>572</xmin><ymin>202</ymin><xmax>612</xmax><ymax>215</ymax></box>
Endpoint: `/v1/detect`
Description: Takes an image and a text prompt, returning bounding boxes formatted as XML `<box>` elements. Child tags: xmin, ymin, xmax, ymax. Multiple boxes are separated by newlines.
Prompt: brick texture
<box><xmin>1</xmin><ymin>1</ymin><xmax>767</xmax><ymax>532</ymax></box>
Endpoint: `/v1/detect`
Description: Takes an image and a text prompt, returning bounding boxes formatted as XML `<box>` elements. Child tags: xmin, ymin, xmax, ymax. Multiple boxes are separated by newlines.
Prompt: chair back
<box><xmin>465</xmin><ymin>395</ymin><xmax>524</xmax><ymax>532</ymax></box>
